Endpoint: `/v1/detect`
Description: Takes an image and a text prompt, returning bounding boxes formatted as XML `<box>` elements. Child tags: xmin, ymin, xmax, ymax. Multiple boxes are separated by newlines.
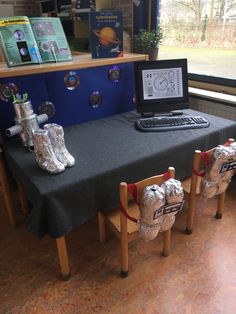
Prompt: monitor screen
<box><xmin>134</xmin><ymin>59</ymin><xmax>189</xmax><ymax>116</ymax></box>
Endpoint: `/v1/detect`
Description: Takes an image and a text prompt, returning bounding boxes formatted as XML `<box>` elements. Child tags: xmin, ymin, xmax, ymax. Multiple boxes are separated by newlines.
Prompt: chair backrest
<box><xmin>120</xmin><ymin>167</ymin><xmax>175</xmax><ymax>213</ymax></box>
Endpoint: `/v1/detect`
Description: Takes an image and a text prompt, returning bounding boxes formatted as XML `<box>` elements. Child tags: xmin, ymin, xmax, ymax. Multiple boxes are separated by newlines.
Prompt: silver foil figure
<box><xmin>5</xmin><ymin>100</ymin><xmax>48</xmax><ymax>151</ymax></box>
<box><xmin>162</xmin><ymin>178</ymin><xmax>184</xmax><ymax>204</ymax></box>
<box><xmin>201</xmin><ymin>178</ymin><xmax>231</xmax><ymax>199</ymax></box>
<box><xmin>230</xmin><ymin>142</ymin><xmax>236</xmax><ymax>151</ymax></box>
<box><xmin>32</xmin><ymin>129</ymin><xmax>65</xmax><ymax>174</ymax></box>
<box><xmin>138</xmin><ymin>184</ymin><xmax>165</xmax><ymax>241</ymax></box>
<box><xmin>160</xmin><ymin>179</ymin><xmax>184</xmax><ymax>232</ymax></box>
<box><xmin>206</xmin><ymin>145</ymin><xmax>236</xmax><ymax>182</ymax></box>
<box><xmin>200</xmin><ymin>179</ymin><xmax>218</xmax><ymax>199</ymax></box>
<box><xmin>201</xmin><ymin>145</ymin><xmax>236</xmax><ymax>198</ymax></box>
<box><xmin>43</xmin><ymin>123</ymin><xmax>75</xmax><ymax>167</ymax></box>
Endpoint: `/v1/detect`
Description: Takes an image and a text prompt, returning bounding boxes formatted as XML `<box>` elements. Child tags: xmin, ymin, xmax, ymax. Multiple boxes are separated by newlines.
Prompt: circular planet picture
<box><xmin>93</xmin><ymin>27</ymin><xmax>120</xmax><ymax>47</ymax></box>
<box><xmin>20</xmin><ymin>47</ymin><xmax>28</xmax><ymax>56</ymax></box>
<box><xmin>64</xmin><ymin>71</ymin><xmax>80</xmax><ymax>90</ymax></box>
<box><xmin>108</xmin><ymin>66</ymin><xmax>121</xmax><ymax>83</ymax></box>
<box><xmin>38</xmin><ymin>101</ymin><xmax>56</xmax><ymax>119</ymax></box>
<box><xmin>40</xmin><ymin>42</ymin><xmax>50</xmax><ymax>52</ymax></box>
<box><xmin>13</xmin><ymin>30</ymin><xmax>24</xmax><ymax>40</ymax></box>
<box><xmin>0</xmin><ymin>83</ymin><xmax>19</xmax><ymax>102</ymax></box>
<box><xmin>89</xmin><ymin>91</ymin><xmax>102</xmax><ymax>108</ymax></box>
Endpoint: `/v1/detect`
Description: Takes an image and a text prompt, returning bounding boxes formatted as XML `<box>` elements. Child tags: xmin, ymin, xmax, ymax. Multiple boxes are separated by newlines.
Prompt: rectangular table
<box><xmin>2</xmin><ymin>109</ymin><xmax>236</xmax><ymax>278</ymax></box>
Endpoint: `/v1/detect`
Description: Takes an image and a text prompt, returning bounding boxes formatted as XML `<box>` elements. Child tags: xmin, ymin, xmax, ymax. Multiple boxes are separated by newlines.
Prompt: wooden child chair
<box><xmin>98</xmin><ymin>167</ymin><xmax>180</xmax><ymax>277</ymax></box>
<box><xmin>182</xmin><ymin>138</ymin><xmax>235</xmax><ymax>234</ymax></box>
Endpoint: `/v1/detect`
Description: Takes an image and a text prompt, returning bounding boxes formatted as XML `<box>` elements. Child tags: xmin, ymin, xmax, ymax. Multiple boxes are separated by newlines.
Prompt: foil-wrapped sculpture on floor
<box><xmin>138</xmin><ymin>179</ymin><xmax>184</xmax><ymax>241</ymax></box>
<box><xmin>5</xmin><ymin>93</ymin><xmax>48</xmax><ymax>151</ymax></box>
<box><xmin>201</xmin><ymin>144</ymin><xmax>236</xmax><ymax>198</ymax></box>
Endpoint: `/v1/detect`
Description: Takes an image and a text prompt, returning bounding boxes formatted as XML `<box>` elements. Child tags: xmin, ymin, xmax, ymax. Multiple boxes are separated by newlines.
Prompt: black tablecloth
<box><xmin>4</xmin><ymin>109</ymin><xmax>236</xmax><ymax>238</ymax></box>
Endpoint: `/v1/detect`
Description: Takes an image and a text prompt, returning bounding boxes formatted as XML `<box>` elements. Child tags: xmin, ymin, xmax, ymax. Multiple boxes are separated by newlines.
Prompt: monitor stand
<box><xmin>141</xmin><ymin>111</ymin><xmax>184</xmax><ymax>118</ymax></box>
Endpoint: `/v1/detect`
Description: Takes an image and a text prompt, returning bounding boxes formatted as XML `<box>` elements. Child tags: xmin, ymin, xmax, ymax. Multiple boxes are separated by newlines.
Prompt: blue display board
<box><xmin>0</xmin><ymin>62</ymin><xmax>136</xmax><ymax>135</ymax></box>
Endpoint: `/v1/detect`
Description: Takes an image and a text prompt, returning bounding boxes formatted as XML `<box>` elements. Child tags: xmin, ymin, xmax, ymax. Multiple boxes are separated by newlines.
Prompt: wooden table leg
<box><xmin>56</xmin><ymin>236</ymin><xmax>71</xmax><ymax>280</ymax></box>
<box><xmin>0</xmin><ymin>148</ymin><xmax>16</xmax><ymax>227</ymax></box>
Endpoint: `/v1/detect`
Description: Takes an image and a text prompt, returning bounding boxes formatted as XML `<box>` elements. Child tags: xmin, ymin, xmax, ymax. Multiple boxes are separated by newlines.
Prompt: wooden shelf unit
<box><xmin>0</xmin><ymin>53</ymin><xmax>148</xmax><ymax>78</ymax></box>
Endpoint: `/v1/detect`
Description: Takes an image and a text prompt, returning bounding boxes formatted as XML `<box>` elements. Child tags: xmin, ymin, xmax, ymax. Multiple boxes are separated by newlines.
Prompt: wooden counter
<box><xmin>0</xmin><ymin>53</ymin><xmax>148</xmax><ymax>78</ymax></box>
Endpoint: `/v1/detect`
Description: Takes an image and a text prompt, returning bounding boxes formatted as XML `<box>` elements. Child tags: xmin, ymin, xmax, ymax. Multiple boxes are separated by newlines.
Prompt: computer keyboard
<box><xmin>135</xmin><ymin>115</ymin><xmax>210</xmax><ymax>132</ymax></box>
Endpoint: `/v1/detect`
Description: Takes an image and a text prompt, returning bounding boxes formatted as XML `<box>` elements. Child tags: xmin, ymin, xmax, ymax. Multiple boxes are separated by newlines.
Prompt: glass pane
<box><xmin>158</xmin><ymin>0</ymin><xmax>236</xmax><ymax>81</ymax></box>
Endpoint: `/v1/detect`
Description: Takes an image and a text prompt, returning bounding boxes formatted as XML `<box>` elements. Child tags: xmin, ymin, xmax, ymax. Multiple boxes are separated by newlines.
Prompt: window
<box><xmin>158</xmin><ymin>0</ymin><xmax>236</xmax><ymax>92</ymax></box>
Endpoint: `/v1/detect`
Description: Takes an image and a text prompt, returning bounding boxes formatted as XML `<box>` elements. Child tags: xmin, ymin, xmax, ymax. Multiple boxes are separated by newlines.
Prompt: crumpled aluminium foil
<box><xmin>160</xmin><ymin>179</ymin><xmax>184</xmax><ymax>232</ymax></box>
<box><xmin>44</xmin><ymin>123</ymin><xmax>75</xmax><ymax>167</ymax></box>
<box><xmin>162</xmin><ymin>178</ymin><xmax>184</xmax><ymax>204</ymax></box>
<box><xmin>200</xmin><ymin>179</ymin><xmax>218</xmax><ymax>199</ymax></box>
<box><xmin>6</xmin><ymin>99</ymin><xmax>48</xmax><ymax>151</ymax></box>
<box><xmin>201</xmin><ymin>178</ymin><xmax>231</xmax><ymax>199</ymax></box>
<box><xmin>138</xmin><ymin>184</ymin><xmax>165</xmax><ymax>241</ymax></box>
<box><xmin>138</xmin><ymin>222</ymin><xmax>161</xmax><ymax>242</ymax></box>
<box><xmin>32</xmin><ymin>129</ymin><xmax>65</xmax><ymax>174</ymax></box>
<box><xmin>230</xmin><ymin>142</ymin><xmax>236</xmax><ymax>151</ymax></box>
<box><xmin>206</xmin><ymin>145</ymin><xmax>236</xmax><ymax>182</ymax></box>
<box><xmin>201</xmin><ymin>145</ymin><xmax>236</xmax><ymax>198</ymax></box>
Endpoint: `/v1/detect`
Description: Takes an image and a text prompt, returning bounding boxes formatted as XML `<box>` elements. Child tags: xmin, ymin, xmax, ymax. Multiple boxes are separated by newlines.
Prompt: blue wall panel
<box><xmin>0</xmin><ymin>62</ymin><xmax>136</xmax><ymax>134</ymax></box>
<box><xmin>46</xmin><ymin>62</ymin><xmax>136</xmax><ymax>127</ymax></box>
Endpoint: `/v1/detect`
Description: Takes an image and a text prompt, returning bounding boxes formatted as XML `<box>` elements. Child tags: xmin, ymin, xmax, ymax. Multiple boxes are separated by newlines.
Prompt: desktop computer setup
<box><xmin>133</xmin><ymin>58</ymin><xmax>210</xmax><ymax>132</ymax></box>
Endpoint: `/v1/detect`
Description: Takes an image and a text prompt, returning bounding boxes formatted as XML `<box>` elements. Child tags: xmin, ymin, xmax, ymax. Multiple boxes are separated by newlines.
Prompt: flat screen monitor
<box><xmin>134</xmin><ymin>59</ymin><xmax>189</xmax><ymax>116</ymax></box>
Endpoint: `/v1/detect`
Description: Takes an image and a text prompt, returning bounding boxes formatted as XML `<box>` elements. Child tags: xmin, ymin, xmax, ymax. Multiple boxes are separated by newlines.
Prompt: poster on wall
<box><xmin>89</xmin><ymin>10</ymin><xmax>123</xmax><ymax>59</ymax></box>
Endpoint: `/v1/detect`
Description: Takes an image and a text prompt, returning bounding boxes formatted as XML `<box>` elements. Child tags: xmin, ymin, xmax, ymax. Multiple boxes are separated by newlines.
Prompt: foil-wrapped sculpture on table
<box><xmin>32</xmin><ymin>124</ymin><xmax>75</xmax><ymax>174</ymax></box>
<box><xmin>5</xmin><ymin>93</ymin><xmax>48</xmax><ymax>152</ymax></box>
<box><xmin>201</xmin><ymin>144</ymin><xmax>236</xmax><ymax>199</ymax></box>
<box><xmin>5</xmin><ymin>93</ymin><xmax>75</xmax><ymax>174</ymax></box>
<box><xmin>138</xmin><ymin>179</ymin><xmax>184</xmax><ymax>241</ymax></box>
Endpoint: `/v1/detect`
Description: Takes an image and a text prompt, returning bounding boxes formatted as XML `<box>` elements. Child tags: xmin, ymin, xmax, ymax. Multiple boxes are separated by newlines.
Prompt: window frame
<box><xmin>156</xmin><ymin>2</ymin><xmax>236</xmax><ymax>96</ymax></box>
<box><xmin>188</xmin><ymin>76</ymin><xmax>236</xmax><ymax>96</ymax></box>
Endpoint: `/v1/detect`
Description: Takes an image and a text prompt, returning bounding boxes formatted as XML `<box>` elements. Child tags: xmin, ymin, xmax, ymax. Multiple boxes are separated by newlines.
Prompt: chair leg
<box><xmin>186</xmin><ymin>151</ymin><xmax>201</xmax><ymax>234</ymax></box>
<box><xmin>56</xmin><ymin>236</ymin><xmax>71</xmax><ymax>280</ymax></box>
<box><xmin>120</xmin><ymin>213</ymin><xmax>128</xmax><ymax>277</ymax></box>
<box><xmin>0</xmin><ymin>149</ymin><xmax>16</xmax><ymax>227</ymax></box>
<box><xmin>186</xmin><ymin>192</ymin><xmax>197</xmax><ymax>234</ymax></box>
<box><xmin>98</xmin><ymin>211</ymin><xmax>106</xmax><ymax>243</ymax></box>
<box><xmin>215</xmin><ymin>191</ymin><xmax>226</xmax><ymax>219</ymax></box>
<box><xmin>162</xmin><ymin>228</ymin><xmax>171</xmax><ymax>257</ymax></box>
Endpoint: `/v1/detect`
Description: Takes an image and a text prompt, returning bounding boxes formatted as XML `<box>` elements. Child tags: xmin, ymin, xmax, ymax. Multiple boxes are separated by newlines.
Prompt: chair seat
<box><xmin>182</xmin><ymin>176</ymin><xmax>201</xmax><ymax>195</ymax></box>
<box><xmin>106</xmin><ymin>200</ymin><xmax>139</xmax><ymax>240</ymax></box>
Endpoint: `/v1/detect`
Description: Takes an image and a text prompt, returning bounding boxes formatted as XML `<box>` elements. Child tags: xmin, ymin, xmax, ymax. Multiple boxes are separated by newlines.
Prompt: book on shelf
<box><xmin>0</xmin><ymin>16</ymin><xmax>72</xmax><ymax>67</ymax></box>
<box><xmin>89</xmin><ymin>10</ymin><xmax>123</xmax><ymax>59</ymax></box>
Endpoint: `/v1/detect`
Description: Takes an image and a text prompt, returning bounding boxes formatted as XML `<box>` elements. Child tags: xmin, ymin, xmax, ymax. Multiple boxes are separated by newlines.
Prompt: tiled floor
<box><xmin>0</xmin><ymin>179</ymin><xmax>236</xmax><ymax>314</ymax></box>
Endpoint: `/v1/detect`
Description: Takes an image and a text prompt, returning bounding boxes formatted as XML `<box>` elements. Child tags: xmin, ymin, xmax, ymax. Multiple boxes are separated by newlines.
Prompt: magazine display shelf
<box><xmin>0</xmin><ymin>52</ymin><xmax>148</xmax><ymax>78</ymax></box>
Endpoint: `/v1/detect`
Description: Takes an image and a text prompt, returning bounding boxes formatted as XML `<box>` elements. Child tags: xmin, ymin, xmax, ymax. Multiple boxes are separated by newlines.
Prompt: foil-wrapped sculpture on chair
<box><xmin>138</xmin><ymin>178</ymin><xmax>184</xmax><ymax>241</ymax></box>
